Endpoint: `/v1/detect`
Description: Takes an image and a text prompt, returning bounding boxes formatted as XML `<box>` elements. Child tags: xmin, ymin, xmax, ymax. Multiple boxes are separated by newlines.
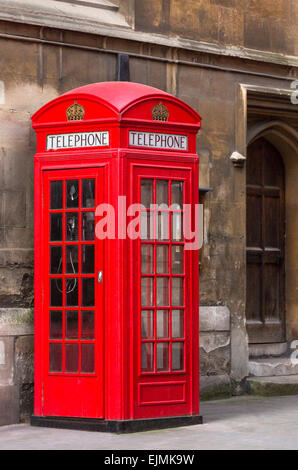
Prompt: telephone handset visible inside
<box><xmin>55</xmin><ymin>180</ymin><xmax>95</xmax><ymax>294</ymax></box>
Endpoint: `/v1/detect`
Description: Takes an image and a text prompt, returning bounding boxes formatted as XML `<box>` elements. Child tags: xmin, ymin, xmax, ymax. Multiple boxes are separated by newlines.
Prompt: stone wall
<box><xmin>0</xmin><ymin>308</ymin><xmax>34</xmax><ymax>424</ymax></box>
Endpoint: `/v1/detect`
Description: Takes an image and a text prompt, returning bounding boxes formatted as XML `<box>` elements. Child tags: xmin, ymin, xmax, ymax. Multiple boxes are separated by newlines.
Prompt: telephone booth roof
<box><xmin>31</xmin><ymin>81</ymin><xmax>201</xmax><ymax>129</ymax></box>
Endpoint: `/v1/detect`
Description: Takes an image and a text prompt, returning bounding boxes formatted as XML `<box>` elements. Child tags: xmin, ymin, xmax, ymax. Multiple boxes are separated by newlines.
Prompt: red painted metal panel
<box><xmin>139</xmin><ymin>382</ymin><xmax>186</xmax><ymax>406</ymax></box>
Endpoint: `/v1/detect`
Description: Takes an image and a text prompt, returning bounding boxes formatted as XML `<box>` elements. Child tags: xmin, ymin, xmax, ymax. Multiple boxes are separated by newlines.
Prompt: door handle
<box><xmin>97</xmin><ymin>270</ymin><xmax>103</xmax><ymax>283</ymax></box>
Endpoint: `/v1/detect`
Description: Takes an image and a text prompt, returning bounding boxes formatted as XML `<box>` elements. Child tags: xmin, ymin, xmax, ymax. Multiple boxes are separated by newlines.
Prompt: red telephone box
<box><xmin>31</xmin><ymin>82</ymin><xmax>202</xmax><ymax>432</ymax></box>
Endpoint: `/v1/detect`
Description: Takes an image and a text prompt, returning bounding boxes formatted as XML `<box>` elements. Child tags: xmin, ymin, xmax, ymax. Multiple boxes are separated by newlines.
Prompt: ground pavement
<box><xmin>0</xmin><ymin>395</ymin><xmax>298</xmax><ymax>450</ymax></box>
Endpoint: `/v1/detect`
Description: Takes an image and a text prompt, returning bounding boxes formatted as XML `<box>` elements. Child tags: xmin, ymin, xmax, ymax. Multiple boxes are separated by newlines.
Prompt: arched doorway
<box><xmin>246</xmin><ymin>137</ymin><xmax>286</xmax><ymax>344</ymax></box>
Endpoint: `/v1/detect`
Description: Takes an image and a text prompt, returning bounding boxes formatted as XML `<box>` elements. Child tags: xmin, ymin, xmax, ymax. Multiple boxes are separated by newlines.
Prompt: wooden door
<box><xmin>246</xmin><ymin>138</ymin><xmax>285</xmax><ymax>343</ymax></box>
<box><xmin>42</xmin><ymin>168</ymin><xmax>104</xmax><ymax>418</ymax></box>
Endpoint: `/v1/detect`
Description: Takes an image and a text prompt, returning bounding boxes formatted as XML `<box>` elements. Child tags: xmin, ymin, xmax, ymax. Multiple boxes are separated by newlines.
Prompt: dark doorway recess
<box><xmin>246</xmin><ymin>137</ymin><xmax>286</xmax><ymax>344</ymax></box>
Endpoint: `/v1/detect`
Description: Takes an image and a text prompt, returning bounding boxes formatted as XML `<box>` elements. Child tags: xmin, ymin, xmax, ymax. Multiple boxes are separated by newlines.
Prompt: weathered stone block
<box><xmin>199</xmin><ymin>336</ymin><xmax>230</xmax><ymax>376</ymax></box>
<box><xmin>15</xmin><ymin>335</ymin><xmax>34</xmax><ymax>384</ymax></box>
<box><xmin>61</xmin><ymin>48</ymin><xmax>117</xmax><ymax>91</ymax></box>
<box><xmin>199</xmin><ymin>306</ymin><xmax>230</xmax><ymax>332</ymax></box>
<box><xmin>0</xmin><ymin>335</ymin><xmax>14</xmax><ymax>386</ymax></box>
<box><xmin>247</xmin><ymin>0</ymin><xmax>290</xmax><ymax>20</ymax></box>
<box><xmin>0</xmin><ymin>384</ymin><xmax>19</xmax><ymax>426</ymax></box>
<box><xmin>130</xmin><ymin>56</ymin><xmax>167</xmax><ymax>91</ymax></box>
<box><xmin>200</xmin><ymin>374</ymin><xmax>231</xmax><ymax>400</ymax></box>
<box><xmin>3</xmin><ymin>190</ymin><xmax>26</xmax><ymax>228</ymax></box>
<box><xmin>0</xmin><ymin>308</ymin><xmax>34</xmax><ymax>336</ymax></box>
<box><xmin>200</xmin><ymin>331</ymin><xmax>230</xmax><ymax>353</ymax></box>
<box><xmin>19</xmin><ymin>382</ymin><xmax>34</xmax><ymax>423</ymax></box>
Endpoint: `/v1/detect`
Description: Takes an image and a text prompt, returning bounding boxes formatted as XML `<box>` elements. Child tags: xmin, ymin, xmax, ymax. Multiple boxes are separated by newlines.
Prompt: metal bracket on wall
<box><xmin>199</xmin><ymin>187</ymin><xmax>213</xmax><ymax>195</ymax></box>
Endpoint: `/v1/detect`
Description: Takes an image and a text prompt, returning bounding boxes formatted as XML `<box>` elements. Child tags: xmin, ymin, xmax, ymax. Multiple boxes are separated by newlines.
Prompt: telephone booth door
<box><xmin>133</xmin><ymin>165</ymin><xmax>197</xmax><ymax>419</ymax></box>
<box><xmin>41</xmin><ymin>167</ymin><xmax>104</xmax><ymax>418</ymax></box>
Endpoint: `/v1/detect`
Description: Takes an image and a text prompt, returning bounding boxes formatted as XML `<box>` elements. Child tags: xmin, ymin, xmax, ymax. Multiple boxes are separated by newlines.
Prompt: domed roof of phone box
<box><xmin>31</xmin><ymin>81</ymin><xmax>201</xmax><ymax>127</ymax></box>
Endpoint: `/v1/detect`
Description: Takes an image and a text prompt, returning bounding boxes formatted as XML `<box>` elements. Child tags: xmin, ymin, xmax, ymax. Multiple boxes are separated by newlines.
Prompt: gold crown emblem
<box><xmin>152</xmin><ymin>102</ymin><xmax>169</xmax><ymax>121</ymax></box>
<box><xmin>66</xmin><ymin>101</ymin><xmax>85</xmax><ymax>121</ymax></box>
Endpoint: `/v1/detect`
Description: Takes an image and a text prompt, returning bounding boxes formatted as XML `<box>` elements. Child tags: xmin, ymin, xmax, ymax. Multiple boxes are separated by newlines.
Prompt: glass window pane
<box><xmin>156</xmin><ymin>245</ymin><xmax>169</xmax><ymax>273</ymax></box>
<box><xmin>81</xmin><ymin>245</ymin><xmax>95</xmax><ymax>274</ymax></box>
<box><xmin>172</xmin><ymin>342</ymin><xmax>184</xmax><ymax>371</ymax></box>
<box><xmin>172</xmin><ymin>310</ymin><xmax>184</xmax><ymax>338</ymax></box>
<box><xmin>156</xmin><ymin>277</ymin><xmax>169</xmax><ymax>306</ymax></box>
<box><xmin>141</xmin><ymin>310</ymin><xmax>154</xmax><ymax>339</ymax></box>
<box><xmin>171</xmin><ymin>245</ymin><xmax>184</xmax><ymax>274</ymax></box>
<box><xmin>141</xmin><ymin>211</ymin><xmax>154</xmax><ymax>240</ymax></box>
<box><xmin>66</xmin><ymin>213</ymin><xmax>78</xmax><ymax>241</ymax></box>
<box><xmin>171</xmin><ymin>212</ymin><xmax>183</xmax><ymax>241</ymax></box>
<box><xmin>171</xmin><ymin>181</ymin><xmax>183</xmax><ymax>209</ymax></box>
<box><xmin>140</xmin><ymin>212</ymin><xmax>147</xmax><ymax>240</ymax></box>
<box><xmin>157</xmin><ymin>212</ymin><xmax>169</xmax><ymax>240</ymax></box>
<box><xmin>82</xmin><ymin>179</ymin><xmax>95</xmax><ymax>208</ymax></box>
<box><xmin>141</xmin><ymin>179</ymin><xmax>153</xmax><ymax>208</ymax></box>
<box><xmin>156</xmin><ymin>180</ymin><xmax>168</xmax><ymax>206</ymax></box>
<box><xmin>49</xmin><ymin>311</ymin><xmax>63</xmax><ymax>339</ymax></box>
<box><xmin>141</xmin><ymin>245</ymin><xmax>154</xmax><ymax>274</ymax></box>
<box><xmin>65</xmin><ymin>278</ymin><xmax>78</xmax><ymax>306</ymax></box>
<box><xmin>65</xmin><ymin>311</ymin><xmax>78</xmax><ymax>339</ymax></box>
<box><xmin>50</xmin><ymin>213</ymin><xmax>63</xmax><ymax>241</ymax></box>
<box><xmin>81</xmin><ymin>311</ymin><xmax>95</xmax><ymax>339</ymax></box>
<box><xmin>156</xmin><ymin>310</ymin><xmax>169</xmax><ymax>338</ymax></box>
<box><xmin>82</xmin><ymin>278</ymin><xmax>94</xmax><ymax>307</ymax></box>
<box><xmin>66</xmin><ymin>246</ymin><xmax>78</xmax><ymax>274</ymax></box>
<box><xmin>141</xmin><ymin>343</ymin><xmax>154</xmax><ymax>372</ymax></box>
<box><xmin>50</xmin><ymin>181</ymin><xmax>63</xmax><ymax>210</ymax></box>
<box><xmin>82</xmin><ymin>212</ymin><xmax>95</xmax><ymax>241</ymax></box>
<box><xmin>81</xmin><ymin>344</ymin><xmax>95</xmax><ymax>373</ymax></box>
<box><xmin>49</xmin><ymin>343</ymin><xmax>62</xmax><ymax>372</ymax></box>
<box><xmin>141</xmin><ymin>277</ymin><xmax>153</xmax><ymax>306</ymax></box>
<box><xmin>50</xmin><ymin>279</ymin><xmax>63</xmax><ymax>307</ymax></box>
<box><xmin>66</xmin><ymin>180</ymin><xmax>79</xmax><ymax>208</ymax></box>
<box><xmin>172</xmin><ymin>278</ymin><xmax>184</xmax><ymax>306</ymax></box>
<box><xmin>65</xmin><ymin>343</ymin><xmax>79</xmax><ymax>373</ymax></box>
<box><xmin>156</xmin><ymin>342</ymin><xmax>169</xmax><ymax>371</ymax></box>
<box><xmin>50</xmin><ymin>246</ymin><xmax>62</xmax><ymax>274</ymax></box>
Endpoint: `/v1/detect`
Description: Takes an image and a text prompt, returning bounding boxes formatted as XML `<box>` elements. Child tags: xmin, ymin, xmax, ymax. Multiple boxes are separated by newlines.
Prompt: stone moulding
<box><xmin>0</xmin><ymin>1</ymin><xmax>297</xmax><ymax>68</ymax></box>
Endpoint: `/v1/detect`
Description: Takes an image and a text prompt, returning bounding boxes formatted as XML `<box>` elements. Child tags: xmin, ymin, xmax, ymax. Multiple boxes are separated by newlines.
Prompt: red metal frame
<box><xmin>32</xmin><ymin>82</ymin><xmax>201</xmax><ymax>424</ymax></box>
